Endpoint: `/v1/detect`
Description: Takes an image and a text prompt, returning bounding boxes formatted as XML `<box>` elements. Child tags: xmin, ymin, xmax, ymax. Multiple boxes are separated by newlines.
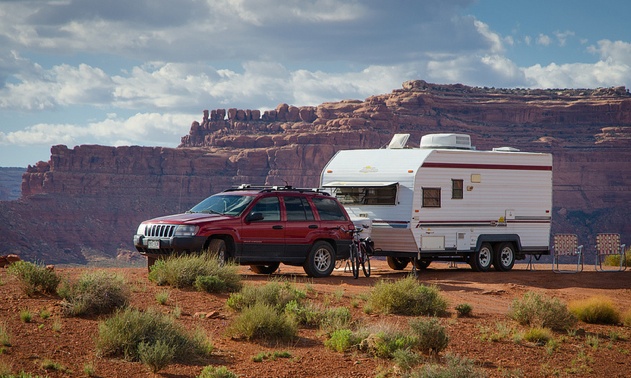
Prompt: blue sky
<box><xmin>1</xmin><ymin>0</ymin><xmax>630</xmax><ymax>167</ymax></box>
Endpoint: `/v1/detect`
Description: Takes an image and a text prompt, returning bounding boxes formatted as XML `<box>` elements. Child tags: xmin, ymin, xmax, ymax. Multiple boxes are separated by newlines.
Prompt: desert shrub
<box><xmin>148</xmin><ymin>253</ymin><xmax>242</xmax><ymax>292</ymax></box>
<box><xmin>455</xmin><ymin>303</ymin><xmax>473</xmax><ymax>317</ymax></box>
<box><xmin>603</xmin><ymin>248</ymin><xmax>631</xmax><ymax>267</ymax></box>
<box><xmin>522</xmin><ymin>327</ymin><xmax>554</xmax><ymax>345</ymax></box>
<box><xmin>324</xmin><ymin>329</ymin><xmax>361</xmax><ymax>352</ymax></box>
<box><xmin>0</xmin><ymin>322</ymin><xmax>11</xmax><ymax>347</ymax></box>
<box><xmin>284</xmin><ymin>300</ymin><xmax>322</xmax><ymax>328</ymax></box>
<box><xmin>138</xmin><ymin>340</ymin><xmax>175</xmax><ymax>373</ymax></box>
<box><xmin>226</xmin><ymin>281</ymin><xmax>306</xmax><ymax>312</ymax></box>
<box><xmin>508</xmin><ymin>291</ymin><xmax>577</xmax><ymax>331</ymax></box>
<box><xmin>227</xmin><ymin>302</ymin><xmax>297</xmax><ymax>341</ymax></box>
<box><xmin>96</xmin><ymin>307</ymin><xmax>207</xmax><ymax>364</ymax></box>
<box><xmin>7</xmin><ymin>261</ymin><xmax>60</xmax><ymax>296</ymax></box>
<box><xmin>569</xmin><ymin>296</ymin><xmax>621</xmax><ymax>325</ymax></box>
<box><xmin>623</xmin><ymin>309</ymin><xmax>631</xmax><ymax>327</ymax></box>
<box><xmin>358</xmin><ymin>323</ymin><xmax>419</xmax><ymax>358</ymax></box>
<box><xmin>195</xmin><ymin>275</ymin><xmax>228</xmax><ymax>293</ymax></box>
<box><xmin>393</xmin><ymin>348</ymin><xmax>423</xmax><ymax>372</ymax></box>
<box><xmin>409</xmin><ymin>318</ymin><xmax>449</xmax><ymax>355</ymax></box>
<box><xmin>58</xmin><ymin>270</ymin><xmax>130</xmax><ymax>316</ymax></box>
<box><xmin>409</xmin><ymin>353</ymin><xmax>484</xmax><ymax>378</ymax></box>
<box><xmin>368</xmin><ymin>276</ymin><xmax>447</xmax><ymax>316</ymax></box>
<box><xmin>198</xmin><ymin>365</ymin><xmax>238</xmax><ymax>378</ymax></box>
<box><xmin>19</xmin><ymin>309</ymin><xmax>32</xmax><ymax>323</ymax></box>
<box><xmin>155</xmin><ymin>290</ymin><xmax>170</xmax><ymax>305</ymax></box>
<box><xmin>319</xmin><ymin>306</ymin><xmax>353</xmax><ymax>333</ymax></box>
<box><xmin>252</xmin><ymin>350</ymin><xmax>292</xmax><ymax>362</ymax></box>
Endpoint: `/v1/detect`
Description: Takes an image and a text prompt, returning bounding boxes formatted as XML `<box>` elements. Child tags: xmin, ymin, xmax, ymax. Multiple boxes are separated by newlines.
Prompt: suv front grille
<box><xmin>145</xmin><ymin>224</ymin><xmax>177</xmax><ymax>238</ymax></box>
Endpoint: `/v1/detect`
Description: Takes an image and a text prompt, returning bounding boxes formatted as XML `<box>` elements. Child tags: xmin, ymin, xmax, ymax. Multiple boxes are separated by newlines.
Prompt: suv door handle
<box><xmin>308</xmin><ymin>225</ymin><xmax>318</xmax><ymax>229</ymax></box>
<box><xmin>272</xmin><ymin>225</ymin><xmax>284</xmax><ymax>230</ymax></box>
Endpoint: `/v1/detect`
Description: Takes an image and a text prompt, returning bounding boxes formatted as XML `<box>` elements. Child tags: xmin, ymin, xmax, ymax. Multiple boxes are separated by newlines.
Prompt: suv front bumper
<box><xmin>134</xmin><ymin>234</ymin><xmax>207</xmax><ymax>256</ymax></box>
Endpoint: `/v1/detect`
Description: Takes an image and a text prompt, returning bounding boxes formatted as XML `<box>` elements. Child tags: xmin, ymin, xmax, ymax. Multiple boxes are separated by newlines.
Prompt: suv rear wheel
<box><xmin>303</xmin><ymin>241</ymin><xmax>335</xmax><ymax>277</ymax></box>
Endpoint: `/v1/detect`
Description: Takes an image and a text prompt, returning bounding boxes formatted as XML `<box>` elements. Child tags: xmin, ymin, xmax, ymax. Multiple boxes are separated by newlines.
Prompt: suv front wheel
<box><xmin>303</xmin><ymin>241</ymin><xmax>335</xmax><ymax>278</ymax></box>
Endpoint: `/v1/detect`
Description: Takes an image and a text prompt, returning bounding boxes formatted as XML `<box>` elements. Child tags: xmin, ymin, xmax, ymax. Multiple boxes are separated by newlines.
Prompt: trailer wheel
<box><xmin>386</xmin><ymin>256</ymin><xmax>410</xmax><ymax>270</ymax></box>
<box><xmin>493</xmin><ymin>242</ymin><xmax>515</xmax><ymax>271</ymax></box>
<box><xmin>470</xmin><ymin>243</ymin><xmax>493</xmax><ymax>272</ymax></box>
<box><xmin>250</xmin><ymin>263</ymin><xmax>281</xmax><ymax>274</ymax></box>
<box><xmin>414</xmin><ymin>260</ymin><xmax>431</xmax><ymax>270</ymax></box>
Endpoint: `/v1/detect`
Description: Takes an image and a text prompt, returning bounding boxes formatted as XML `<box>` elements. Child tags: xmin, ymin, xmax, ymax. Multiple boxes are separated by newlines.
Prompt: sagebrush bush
<box><xmin>522</xmin><ymin>327</ymin><xmax>553</xmax><ymax>344</ymax></box>
<box><xmin>623</xmin><ymin>309</ymin><xmax>631</xmax><ymax>327</ymax></box>
<box><xmin>569</xmin><ymin>296</ymin><xmax>621</xmax><ymax>325</ymax></box>
<box><xmin>603</xmin><ymin>249</ymin><xmax>631</xmax><ymax>267</ymax></box>
<box><xmin>325</xmin><ymin>329</ymin><xmax>360</xmax><ymax>352</ymax></box>
<box><xmin>7</xmin><ymin>260</ymin><xmax>60</xmax><ymax>296</ymax></box>
<box><xmin>455</xmin><ymin>303</ymin><xmax>473</xmax><ymax>317</ymax></box>
<box><xmin>58</xmin><ymin>270</ymin><xmax>130</xmax><ymax>316</ymax></box>
<box><xmin>508</xmin><ymin>291</ymin><xmax>577</xmax><ymax>331</ymax></box>
<box><xmin>226</xmin><ymin>281</ymin><xmax>306</xmax><ymax>312</ymax></box>
<box><xmin>358</xmin><ymin>325</ymin><xmax>418</xmax><ymax>358</ymax></box>
<box><xmin>227</xmin><ymin>302</ymin><xmax>297</xmax><ymax>341</ymax></box>
<box><xmin>409</xmin><ymin>318</ymin><xmax>449</xmax><ymax>355</ymax></box>
<box><xmin>0</xmin><ymin>322</ymin><xmax>11</xmax><ymax>347</ymax></box>
<box><xmin>138</xmin><ymin>340</ymin><xmax>175</xmax><ymax>373</ymax></box>
<box><xmin>368</xmin><ymin>276</ymin><xmax>447</xmax><ymax>316</ymax></box>
<box><xmin>96</xmin><ymin>307</ymin><xmax>208</xmax><ymax>364</ymax></box>
<box><xmin>409</xmin><ymin>353</ymin><xmax>484</xmax><ymax>378</ymax></box>
<box><xmin>198</xmin><ymin>365</ymin><xmax>238</xmax><ymax>378</ymax></box>
<box><xmin>148</xmin><ymin>253</ymin><xmax>242</xmax><ymax>292</ymax></box>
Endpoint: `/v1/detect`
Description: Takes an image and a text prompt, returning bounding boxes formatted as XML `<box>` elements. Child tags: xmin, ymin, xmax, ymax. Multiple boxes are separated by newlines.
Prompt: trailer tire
<box><xmin>493</xmin><ymin>242</ymin><xmax>515</xmax><ymax>271</ymax></box>
<box><xmin>470</xmin><ymin>243</ymin><xmax>493</xmax><ymax>272</ymax></box>
<box><xmin>387</xmin><ymin>256</ymin><xmax>410</xmax><ymax>270</ymax></box>
<box><xmin>250</xmin><ymin>263</ymin><xmax>281</xmax><ymax>274</ymax></box>
<box><xmin>414</xmin><ymin>260</ymin><xmax>431</xmax><ymax>270</ymax></box>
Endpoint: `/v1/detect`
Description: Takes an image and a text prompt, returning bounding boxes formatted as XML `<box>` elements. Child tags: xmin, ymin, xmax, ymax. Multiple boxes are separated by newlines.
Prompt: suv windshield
<box><xmin>188</xmin><ymin>194</ymin><xmax>254</xmax><ymax>216</ymax></box>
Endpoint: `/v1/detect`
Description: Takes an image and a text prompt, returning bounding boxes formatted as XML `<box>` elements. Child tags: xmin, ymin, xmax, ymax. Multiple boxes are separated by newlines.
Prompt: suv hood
<box><xmin>146</xmin><ymin>212</ymin><xmax>233</xmax><ymax>224</ymax></box>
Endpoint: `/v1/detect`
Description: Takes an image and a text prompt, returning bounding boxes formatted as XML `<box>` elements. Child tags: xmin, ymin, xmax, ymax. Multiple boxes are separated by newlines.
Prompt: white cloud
<box><xmin>0</xmin><ymin>112</ymin><xmax>194</xmax><ymax>147</ymax></box>
<box><xmin>554</xmin><ymin>30</ymin><xmax>575</xmax><ymax>47</ymax></box>
<box><xmin>537</xmin><ymin>34</ymin><xmax>552</xmax><ymax>46</ymax></box>
<box><xmin>524</xmin><ymin>39</ymin><xmax>631</xmax><ymax>88</ymax></box>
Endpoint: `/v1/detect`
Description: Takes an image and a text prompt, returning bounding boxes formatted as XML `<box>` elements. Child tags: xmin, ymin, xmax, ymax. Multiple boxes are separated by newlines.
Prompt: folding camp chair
<box><xmin>551</xmin><ymin>234</ymin><xmax>583</xmax><ymax>273</ymax></box>
<box><xmin>595</xmin><ymin>233</ymin><xmax>627</xmax><ymax>272</ymax></box>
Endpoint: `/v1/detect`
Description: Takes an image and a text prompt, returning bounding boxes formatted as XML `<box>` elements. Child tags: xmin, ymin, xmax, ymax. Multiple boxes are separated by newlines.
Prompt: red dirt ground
<box><xmin>1</xmin><ymin>260</ymin><xmax>630</xmax><ymax>377</ymax></box>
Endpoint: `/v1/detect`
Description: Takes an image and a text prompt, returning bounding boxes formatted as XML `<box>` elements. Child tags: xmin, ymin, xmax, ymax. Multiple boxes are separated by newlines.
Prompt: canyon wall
<box><xmin>2</xmin><ymin>80</ymin><xmax>630</xmax><ymax>263</ymax></box>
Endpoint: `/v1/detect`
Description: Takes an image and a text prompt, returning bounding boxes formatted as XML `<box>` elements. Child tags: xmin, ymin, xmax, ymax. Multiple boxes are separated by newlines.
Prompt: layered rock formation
<box><xmin>2</xmin><ymin>80</ymin><xmax>631</xmax><ymax>263</ymax></box>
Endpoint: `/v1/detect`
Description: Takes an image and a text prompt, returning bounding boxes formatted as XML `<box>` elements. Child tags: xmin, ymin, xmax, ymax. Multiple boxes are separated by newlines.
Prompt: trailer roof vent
<box><xmin>420</xmin><ymin>133</ymin><xmax>472</xmax><ymax>150</ymax></box>
<box><xmin>492</xmin><ymin>146</ymin><xmax>520</xmax><ymax>152</ymax></box>
<box><xmin>387</xmin><ymin>133</ymin><xmax>410</xmax><ymax>149</ymax></box>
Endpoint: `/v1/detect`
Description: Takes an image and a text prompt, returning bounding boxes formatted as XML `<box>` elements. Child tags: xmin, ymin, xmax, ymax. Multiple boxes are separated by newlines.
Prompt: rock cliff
<box><xmin>2</xmin><ymin>80</ymin><xmax>631</xmax><ymax>263</ymax></box>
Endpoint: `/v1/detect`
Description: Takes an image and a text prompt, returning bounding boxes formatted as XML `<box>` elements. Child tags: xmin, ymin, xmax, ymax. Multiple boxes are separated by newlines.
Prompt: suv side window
<box><xmin>312</xmin><ymin>197</ymin><xmax>347</xmax><ymax>221</ymax></box>
<box><xmin>250</xmin><ymin>196</ymin><xmax>281</xmax><ymax>221</ymax></box>
<box><xmin>284</xmin><ymin>196</ymin><xmax>315</xmax><ymax>221</ymax></box>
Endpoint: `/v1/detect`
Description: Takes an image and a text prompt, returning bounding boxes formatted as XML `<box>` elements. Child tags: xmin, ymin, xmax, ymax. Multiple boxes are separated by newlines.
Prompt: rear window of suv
<box><xmin>312</xmin><ymin>197</ymin><xmax>347</xmax><ymax>221</ymax></box>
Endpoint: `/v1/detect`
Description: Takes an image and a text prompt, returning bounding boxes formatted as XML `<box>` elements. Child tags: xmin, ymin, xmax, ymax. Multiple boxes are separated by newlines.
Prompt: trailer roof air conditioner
<box><xmin>420</xmin><ymin>133</ymin><xmax>472</xmax><ymax>150</ymax></box>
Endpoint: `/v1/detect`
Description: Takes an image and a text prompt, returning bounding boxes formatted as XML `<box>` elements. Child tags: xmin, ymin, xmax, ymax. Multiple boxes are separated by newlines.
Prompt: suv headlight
<box><xmin>136</xmin><ymin>224</ymin><xmax>146</xmax><ymax>235</ymax></box>
<box><xmin>174</xmin><ymin>225</ymin><xmax>199</xmax><ymax>237</ymax></box>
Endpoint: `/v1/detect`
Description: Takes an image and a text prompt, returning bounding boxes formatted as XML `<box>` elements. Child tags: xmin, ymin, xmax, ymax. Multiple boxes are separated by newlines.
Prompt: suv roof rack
<box><xmin>224</xmin><ymin>184</ymin><xmax>331</xmax><ymax>195</ymax></box>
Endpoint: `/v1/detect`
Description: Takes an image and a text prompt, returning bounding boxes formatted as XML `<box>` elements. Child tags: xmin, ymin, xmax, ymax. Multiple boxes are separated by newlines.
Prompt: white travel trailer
<box><xmin>320</xmin><ymin>133</ymin><xmax>552</xmax><ymax>272</ymax></box>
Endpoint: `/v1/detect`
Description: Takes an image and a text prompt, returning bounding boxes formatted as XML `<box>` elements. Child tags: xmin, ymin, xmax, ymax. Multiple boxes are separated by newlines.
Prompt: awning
<box><xmin>322</xmin><ymin>181</ymin><xmax>398</xmax><ymax>187</ymax></box>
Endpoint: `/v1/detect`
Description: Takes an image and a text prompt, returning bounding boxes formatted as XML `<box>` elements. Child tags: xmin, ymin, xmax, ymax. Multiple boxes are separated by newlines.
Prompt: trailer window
<box><xmin>422</xmin><ymin>188</ymin><xmax>441</xmax><ymax>208</ymax></box>
<box><xmin>333</xmin><ymin>185</ymin><xmax>397</xmax><ymax>205</ymax></box>
<box><xmin>452</xmin><ymin>179</ymin><xmax>463</xmax><ymax>199</ymax></box>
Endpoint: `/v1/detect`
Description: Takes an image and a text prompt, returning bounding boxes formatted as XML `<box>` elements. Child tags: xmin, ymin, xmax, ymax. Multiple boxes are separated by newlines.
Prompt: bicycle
<box><xmin>341</xmin><ymin>226</ymin><xmax>372</xmax><ymax>278</ymax></box>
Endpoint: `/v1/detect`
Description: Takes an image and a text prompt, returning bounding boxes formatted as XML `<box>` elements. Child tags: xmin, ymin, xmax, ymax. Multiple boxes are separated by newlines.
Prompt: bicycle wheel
<box><xmin>350</xmin><ymin>243</ymin><xmax>359</xmax><ymax>279</ymax></box>
<box><xmin>360</xmin><ymin>243</ymin><xmax>371</xmax><ymax>277</ymax></box>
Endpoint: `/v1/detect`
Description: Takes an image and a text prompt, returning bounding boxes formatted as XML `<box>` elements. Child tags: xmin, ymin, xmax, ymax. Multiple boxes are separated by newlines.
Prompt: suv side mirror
<box><xmin>246</xmin><ymin>212</ymin><xmax>264</xmax><ymax>222</ymax></box>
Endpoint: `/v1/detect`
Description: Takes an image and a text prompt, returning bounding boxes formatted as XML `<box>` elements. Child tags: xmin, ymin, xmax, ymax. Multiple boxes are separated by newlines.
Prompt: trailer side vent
<box><xmin>420</xmin><ymin>134</ymin><xmax>472</xmax><ymax>150</ymax></box>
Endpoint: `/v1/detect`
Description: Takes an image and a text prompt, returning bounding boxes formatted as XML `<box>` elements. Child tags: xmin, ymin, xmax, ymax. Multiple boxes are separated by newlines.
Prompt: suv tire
<box><xmin>207</xmin><ymin>239</ymin><xmax>228</xmax><ymax>264</ymax></box>
<box><xmin>250</xmin><ymin>263</ymin><xmax>280</xmax><ymax>274</ymax></box>
<box><xmin>303</xmin><ymin>241</ymin><xmax>335</xmax><ymax>278</ymax></box>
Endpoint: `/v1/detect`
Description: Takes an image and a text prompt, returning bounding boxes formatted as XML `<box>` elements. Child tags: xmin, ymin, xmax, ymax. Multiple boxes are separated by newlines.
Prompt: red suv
<box><xmin>133</xmin><ymin>185</ymin><xmax>354</xmax><ymax>277</ymax></box>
